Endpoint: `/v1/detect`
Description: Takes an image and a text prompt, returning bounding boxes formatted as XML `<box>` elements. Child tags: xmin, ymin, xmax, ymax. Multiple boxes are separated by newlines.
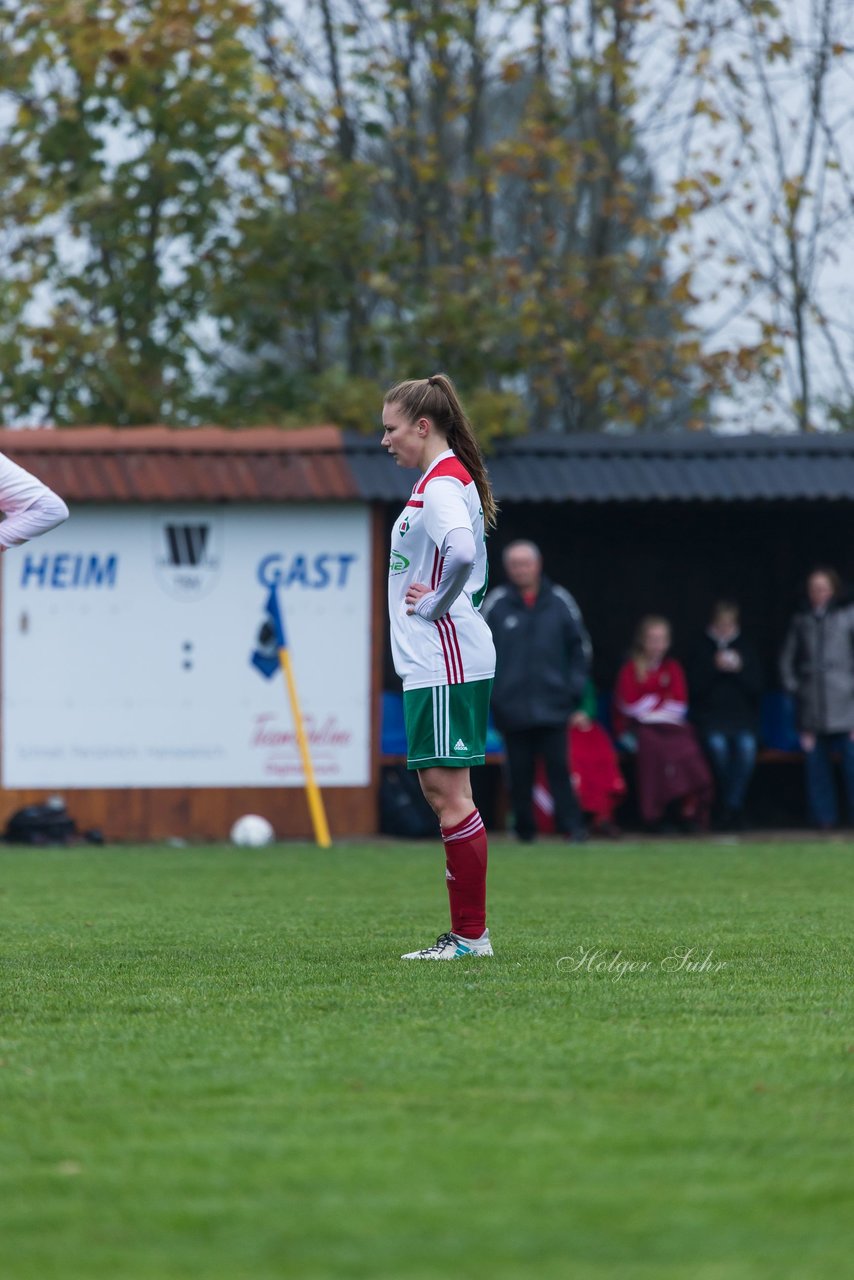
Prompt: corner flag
<box><xmin>251</xmin><ymin>586</ymin><xmax>285</xmax><ymax>678</ymax></box>
<box><xmin>251</xmin><ymin>584</ymin><xmax>331</xmax><ymax>848</ymax></box>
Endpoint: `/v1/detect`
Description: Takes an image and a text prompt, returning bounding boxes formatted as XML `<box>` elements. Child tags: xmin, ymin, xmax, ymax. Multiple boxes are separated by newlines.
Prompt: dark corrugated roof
<box><xmin>486</xmin><ymin>432</ymin><xmax>854</xmax><ymax>502</ymax></box>
<box><xmin>343</xmin><ymin>432</ymin><xmax>413</xmax><ymax>502</ymax></box>
<box><xmin>0</xmin><ymin>425</ymin><xmax>357</xmax><ymax>502</ymax></box>
<box><xmin>346</xmin><ymin>429</ymin><xmax>854</xmax><ymax>504</ymax></box>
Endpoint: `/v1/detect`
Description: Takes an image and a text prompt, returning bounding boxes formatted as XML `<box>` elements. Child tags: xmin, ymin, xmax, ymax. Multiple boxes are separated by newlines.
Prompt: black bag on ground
<box><xmin>379</xmin><ymin>766</ymin><xmax>438</xmax><ymax>839</ymax></box>
<box><xmin>4</xmin><ymin>801</ymin><xmax>78</xmax><ymax>845</ymax></box>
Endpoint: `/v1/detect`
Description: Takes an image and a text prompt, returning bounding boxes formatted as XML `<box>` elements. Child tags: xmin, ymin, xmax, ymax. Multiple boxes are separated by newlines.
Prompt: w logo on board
<box><xmin>165</xmin><ymin>524</ymin><xmax>210</xmax><ymax>568</ymax></box>
<box><xmin>154</xmin><ymin>515</ymin><xmax>221</xmax><ymax>600</ymax></box>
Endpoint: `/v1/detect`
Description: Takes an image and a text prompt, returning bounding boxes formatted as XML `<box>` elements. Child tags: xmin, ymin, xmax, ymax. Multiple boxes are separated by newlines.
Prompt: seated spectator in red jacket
<box><xmin>614</xmin><ymin>616</ymin><xmax>713</xmax><ymax>831</ymax></box>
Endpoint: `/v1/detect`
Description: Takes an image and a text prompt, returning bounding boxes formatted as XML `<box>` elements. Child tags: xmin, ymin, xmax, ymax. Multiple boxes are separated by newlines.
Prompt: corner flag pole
<box><xmin>269</xmin><ymin>586</ymin><xmax>332</xmax><ymax>849</ymax></box>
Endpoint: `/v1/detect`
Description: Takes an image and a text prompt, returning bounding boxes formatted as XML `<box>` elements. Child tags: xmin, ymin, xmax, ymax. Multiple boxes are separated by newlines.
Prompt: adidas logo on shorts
<box><xmin>454</xmin><ymin>738</ymin><xmax>468</xmax><ymax>751</ymax></box>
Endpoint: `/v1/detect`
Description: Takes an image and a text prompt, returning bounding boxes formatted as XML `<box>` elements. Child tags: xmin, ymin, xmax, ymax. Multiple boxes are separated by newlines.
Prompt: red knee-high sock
<box><xmin>442</xmin><ymin>809</ymin><xmax>488</xmax><ymax>939</ymax></box>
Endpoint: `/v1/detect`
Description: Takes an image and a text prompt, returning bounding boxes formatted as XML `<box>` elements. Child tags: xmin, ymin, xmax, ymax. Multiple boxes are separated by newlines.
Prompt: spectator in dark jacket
<box><xmin>780</xmin><ymin>566</ymin><xmax>854</xmax><ymax>830</ymax></box>
<box><xmin>688</xmin><ymin>600</ymin><xmax>762</xmax><ymax>831</ymax></box>
<box><xmin>483</xmin><ymin>541</ymin><xmax>589</xmax><ymax>842</ymax></box>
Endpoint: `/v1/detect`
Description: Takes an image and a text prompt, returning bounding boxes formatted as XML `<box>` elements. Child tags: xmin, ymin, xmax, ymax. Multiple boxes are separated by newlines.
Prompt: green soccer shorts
<box><xmin>402</xmin><ymin>679</ymin><xmax>493</xmax><ymax>770</ymax></box>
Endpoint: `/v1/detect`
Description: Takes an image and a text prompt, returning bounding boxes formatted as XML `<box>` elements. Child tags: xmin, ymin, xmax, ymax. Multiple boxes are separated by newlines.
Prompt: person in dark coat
<box><xmin>483</xmin><ymin>541</ymin><xmax>589</xmax><ymax>842</ymax></box>
<box><xmin>780</xmin><ymin>566</ymin><xmax>854</xmax><ymax>830</ymax></box>
<box><xmin>688</xmin><ymin>600</ymin><xmax>762</xmax><ymax>831</ymax></box>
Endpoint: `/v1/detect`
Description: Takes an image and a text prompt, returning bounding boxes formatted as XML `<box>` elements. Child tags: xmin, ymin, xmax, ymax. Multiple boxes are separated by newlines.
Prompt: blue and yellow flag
<box><xmin>249</xmin><ymin>582</ymin><xmax>331</xmax><ymax>848</ymax></box>
<box><xmin>251</xmin><ymin>585</ymin><xmax>287</xmax><ymax>679</ymax></box>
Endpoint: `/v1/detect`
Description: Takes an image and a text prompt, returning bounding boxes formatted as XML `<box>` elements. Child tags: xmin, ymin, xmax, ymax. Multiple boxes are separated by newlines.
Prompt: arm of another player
<box><xmin>0</xmin><ymin>452</ymin><xmax>70</xmax><ymax>551</ymax></box>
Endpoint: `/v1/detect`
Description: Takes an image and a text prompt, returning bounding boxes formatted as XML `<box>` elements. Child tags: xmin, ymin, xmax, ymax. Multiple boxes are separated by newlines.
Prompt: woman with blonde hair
<box><xmin>383</xmin><ymin>373</ymin><xmax>497</xmax><ymax>959</ymax></box>
<box><xmin>613</xmin><ymin>615</ymin><xmax>713</xmax><ymax>831</ymax></box>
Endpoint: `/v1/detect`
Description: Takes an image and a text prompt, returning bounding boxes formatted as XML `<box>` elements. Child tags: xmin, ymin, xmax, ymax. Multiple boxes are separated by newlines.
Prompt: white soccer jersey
<box><xmin>388</xmin><ymin>450</ymin><xmax>495</xmax><ymax>691</ymax></box>
<box><xmin>0</xmin><ymin>452</ymin><xmax>69</xmax><ymax>548</ymax></box>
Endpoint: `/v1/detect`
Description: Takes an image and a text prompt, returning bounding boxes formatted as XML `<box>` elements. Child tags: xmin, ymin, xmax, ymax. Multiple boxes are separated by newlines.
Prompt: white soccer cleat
<box><xmin>400</xmin><ymin>929</ymin><xmax>493</xmax><ymax>960</ymax></box>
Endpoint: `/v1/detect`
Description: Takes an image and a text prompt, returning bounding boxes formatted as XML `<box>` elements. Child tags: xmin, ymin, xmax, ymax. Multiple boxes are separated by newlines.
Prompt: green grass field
<box><xmin>1</xmin><ymin>838</ymin><xmax>852</xmax><ymax>1280</ymax></box>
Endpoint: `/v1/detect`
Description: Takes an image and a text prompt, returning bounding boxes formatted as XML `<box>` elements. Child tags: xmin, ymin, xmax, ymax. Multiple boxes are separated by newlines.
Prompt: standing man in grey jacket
<box><xmin>483</xmin><ymin>540</ymin><xmax>590</xmax><ymax>842</ymax></box>
<box><xmin>780</xmin><ymin>566</ymin><xmax>854</xmax><ymax>829</ymax></box>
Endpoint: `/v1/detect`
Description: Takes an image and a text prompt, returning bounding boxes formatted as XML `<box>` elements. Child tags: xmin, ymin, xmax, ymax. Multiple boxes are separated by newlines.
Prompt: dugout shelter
<box><xmin>355</xmin><ymin>430</ymin><xmax>854</xmax><ymax>829</ymax></box>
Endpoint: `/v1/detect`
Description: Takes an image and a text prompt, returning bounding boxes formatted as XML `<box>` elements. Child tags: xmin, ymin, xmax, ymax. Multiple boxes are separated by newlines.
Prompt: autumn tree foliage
<box><xmin>0</xmin><ymin>0</ymin><xmax>257</xmax><ymax>424</ymax></box>
<box><xmin>0</xmin><ymin>0</ymin><xmax>852</xmax><ymax>432</ymax></box>
<box><xmin>205</xmin><ymin>0</ymin><xmax>734</xmax><ymax>433</ymax></box>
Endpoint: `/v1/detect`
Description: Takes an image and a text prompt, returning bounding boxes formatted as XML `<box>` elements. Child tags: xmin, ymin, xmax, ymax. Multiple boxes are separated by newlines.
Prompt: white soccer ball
<box><xmin>230</xmin><ymin>813</ymin><xmax>275</xmax><ymax>847</ymax></box>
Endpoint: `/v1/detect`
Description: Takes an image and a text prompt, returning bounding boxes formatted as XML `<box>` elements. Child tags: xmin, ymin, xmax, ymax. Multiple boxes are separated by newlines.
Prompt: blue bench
<box><xmin>381</xmin><ymin>690</ymin><xmax>803</xmax><ymax>759</ymax></box>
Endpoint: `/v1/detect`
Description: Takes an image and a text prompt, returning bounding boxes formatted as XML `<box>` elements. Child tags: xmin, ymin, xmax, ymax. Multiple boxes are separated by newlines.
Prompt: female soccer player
<box><xmin>0</xmin><ymin>451</ymin><xmax>69</xmax><ymax>550</ymax></box>
<box><xmin>383</xmin><ymin>373</ymin><xmax>497</xmax><ymax>960</ymax></box>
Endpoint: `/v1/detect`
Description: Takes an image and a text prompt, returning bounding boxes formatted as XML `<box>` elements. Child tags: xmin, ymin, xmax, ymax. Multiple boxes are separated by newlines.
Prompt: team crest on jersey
<box><xmin>398</xmin><ymin>517</ymin><xmax>410</xmax><ymax>537</ymax></box>
<box><xmin>389</xmin><ymin>551</ymin><xmax>410</xmax><ymax>574</ymax></box>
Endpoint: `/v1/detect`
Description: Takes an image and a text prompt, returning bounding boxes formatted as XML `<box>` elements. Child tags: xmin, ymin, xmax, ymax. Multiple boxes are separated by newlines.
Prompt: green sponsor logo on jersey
<box><xmin>389</xmin><ymin>551</ymin><xmax>410</xmax><ymax>574</ymax></box>
<box><xmin>471</xmin><ymin>558</ymin><xmax>489</xmax><ymax>610</ymax></box>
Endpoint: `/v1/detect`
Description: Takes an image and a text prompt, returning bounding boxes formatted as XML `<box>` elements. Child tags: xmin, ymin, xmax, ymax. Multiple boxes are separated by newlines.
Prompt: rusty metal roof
<box><xmin>0</xmin><ymin>425</ymin><xmax>356</xmax><ymax>503</ymax></box>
